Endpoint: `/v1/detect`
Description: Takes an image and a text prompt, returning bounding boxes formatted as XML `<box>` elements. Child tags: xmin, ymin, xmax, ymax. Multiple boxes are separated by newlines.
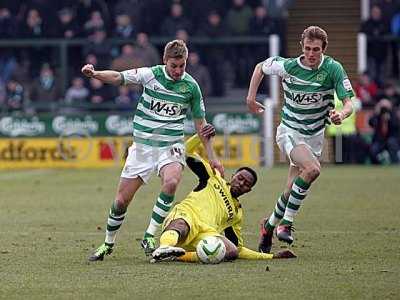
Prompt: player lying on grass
<box><xmin>151</xmin><ymin>125</ymin><xmax>296</xmax><ymax>263</ymax></box>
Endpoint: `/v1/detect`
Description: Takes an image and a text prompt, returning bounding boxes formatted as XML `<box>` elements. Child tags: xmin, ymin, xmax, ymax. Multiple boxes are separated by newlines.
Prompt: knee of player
<box><xmin>224</xmin><ymin>244</ymin><xmax>239</xmax><ymax>261</ymax></box>
<box><xmin>114</xmin><ymin>198</ymin><xmax>129</xmax><ymax>211</ymax></box>
<box><xmin>304</xmin><ymin>164</ymin><xmax>320</xmax><ymax>180</ymax></box>
<box><xmin>165</xmin><ymin>218</ymin><xmax>189</xmax><ymax>240</ymax></box>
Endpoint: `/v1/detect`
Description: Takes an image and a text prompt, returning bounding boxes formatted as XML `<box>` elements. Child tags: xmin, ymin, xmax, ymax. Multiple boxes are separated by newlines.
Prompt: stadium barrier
<box><xmin>0</xmin><ymin>112</ymin><xmax>261</xmax><ymax>169</ymax></box>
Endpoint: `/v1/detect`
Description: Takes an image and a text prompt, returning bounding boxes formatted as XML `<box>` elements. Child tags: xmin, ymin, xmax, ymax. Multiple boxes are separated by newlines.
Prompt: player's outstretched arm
<box><xmin>238</xmin><ymin>246</ymin><xmax>296</xmax><ymax>260</ymax></box>
<box><xmin>246</xmin><ymin>62</ymin><xmax>266</xmax><ymax>114</ymax></box>
<box><xmin>81</xmin><ymin>64</ymin><xmax>123</xmax><ymax>85</ymax></box>
<box><xmin>194</xmin><ymin>119</ymin><xmax>224</xmax><ymax>177</ymax></box>
<box><xmin>184</xmin><ymin>134</ymin><xmax>212</xmax><ymax>182</ymax></box>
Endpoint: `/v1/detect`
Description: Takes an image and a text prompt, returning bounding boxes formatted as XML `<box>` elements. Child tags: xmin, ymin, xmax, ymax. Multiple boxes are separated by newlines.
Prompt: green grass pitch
<box><xmin>0</xmin><ymin>166</ymin><xmax>399</xmax><ymax>299</ymax></box>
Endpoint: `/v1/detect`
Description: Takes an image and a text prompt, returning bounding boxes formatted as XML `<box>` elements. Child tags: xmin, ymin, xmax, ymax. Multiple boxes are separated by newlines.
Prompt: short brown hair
<box><xmin>163</xmin><ymin>39</ymin><xmax>188</xmax><ymax>61</ymax></box>
<box><xmin>301</xmin><ymin>26</ymin><xmax>328</xmax><ymax>49</ymax></box>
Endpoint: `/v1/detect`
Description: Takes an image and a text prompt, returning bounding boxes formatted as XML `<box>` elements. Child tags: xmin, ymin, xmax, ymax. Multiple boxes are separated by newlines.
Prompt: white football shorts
<box><xmin>120</xmin><ymin>142</ymin><xmax>186</xmax><ymax>184</ymax></box>
<box><xmin>276</xmin><ymin>123</ymin><xmax>324</xmax><ymax>165</ymax></box>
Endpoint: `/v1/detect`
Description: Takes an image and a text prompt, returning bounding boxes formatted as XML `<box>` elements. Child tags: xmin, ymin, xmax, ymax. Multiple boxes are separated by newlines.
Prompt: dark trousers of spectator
<box><xmin>390</xmin><ymin>42</ymin><xmax>399</xmax><ymax>78</ymax></box>
<box><xmin>368</xmin><ymin>57</ymin><xmax>386</xmax><ymax>86</ymax></box>
<box><xmin>370</xmin><ymin>137</ymin><xmax>400</xmax><ymax>164</ymax></box>
<box><xmin>274</xmin><ymin>18</ymin><xmax>287</xmax><ymax>57</ymax></box>
<box><xmin>206</xmin><ymin>54</ymin><xmax>225</xmax><ymax>97</ymax></box>
<box><xmin>229</xmin><ymin>46</ymin><xmax>253</xmax><ymax>88</ymax></box>
<box><xmin>0</xmin><ymin>55</ymin><xmax>17</xmax><ymax>82</ymax></box>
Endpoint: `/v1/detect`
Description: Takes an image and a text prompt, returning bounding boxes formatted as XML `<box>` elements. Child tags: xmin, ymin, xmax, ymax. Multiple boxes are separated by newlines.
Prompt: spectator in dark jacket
<box><xmin>65</xmin><ymin>77</ymin><xmax>89</xmax><ymax>105</ymax></box>
<box><xmin>360</xmin><ymin>5</ymin><xmax>389</xmax><ymax>85</ymax></box>
<box><xmin>376</xmin><ymin>81</ymin><xmax>400</xmax><ymax>109</ymax></box>
<box><xmin>83</xmin><ymin>10</ymin><xmax>106</xmax><ymax>36</ymax></box>
<box><xmin>83</xmin><ymin>29</ymin><xmax>112</xmax><ymax>69</ymax></box>
<box><xmin>19</xmin><ymin>8</ymin><xmax>49</xmax><ymax>38</ymax></box>
<box><xmin>19</xmin><ymin>9</ymin><xmax>51</xmax><ymax>75</ymax></box>
<box><xmin>186</xmin><ymin>51</ymin><xmax>212</xmax><ymax>97</ymax></box>
<box><xmin>369</xmin><ymin>98</ymin><xmax>400</xmax><ymax>164</ymax></box>
<box><xmin>114</xmin><ymin>85</ymin><xmax>138</xmax><ymax>111</ymax></box>
<box><xmin>248</xmin><ymin>5</ymin><xmax>276</xmax><ymax>72</ymax></box>
<box><xmin>29</xmin><ymin>64</ymin><xmax>62</xmax><ymax>112</ymax></box>
<box><xmin>74</xmin><ymin>0</ymin><xmax>110</xmax><ymax>30</ymax></box>
<box><xmin>198</xmin><ymin>10</ymin><xmax>229</xmax><ymax>96</ymax></box>
<box><xmin>226</xmin><ymin>0</ymin><xmax>253</xmax><ymax>36</ymax></box>
<box><xmin>113</xmin><ymin>13</ymin><xmax>136</xmax><ymax>39</ymax></box>
<box><xmin>88</xmin><ymin>77</ymin><xmax>114</xmax><ymax>111</ymax></box>
<box><xmin>134</xmin><ymin>32</ymin><xmax>160</xmax><ymax>67</ymax></box>
<box><xmin>53</xmin><ymin>7</ymin><xmax>80</xmax><ymax>38</ymax></box>
<box><xmin>5</xmin><ymin>78</ymin><xmax>24</xmax><ymax>112</ymax></box>
<box><xmin>160</xmin><ymin>3</ymin><xmax>192</xmax><ymax>37</ymax></box>
<box><xmin>249</xmin><ymin>5</ymin><xmax>276</xmax><ymax>36</ymax></box>
<box><xmin>0</xmin><ymin>7</ymin><xmax>16</xmax><ymax>38</ymax></box>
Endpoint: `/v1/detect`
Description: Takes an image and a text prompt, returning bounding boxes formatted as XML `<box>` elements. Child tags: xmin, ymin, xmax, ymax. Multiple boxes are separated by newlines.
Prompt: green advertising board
<box><xmin>0</xmin><ymin>113</ymin><xmax>260</xmax><ymax>138</ymax></box>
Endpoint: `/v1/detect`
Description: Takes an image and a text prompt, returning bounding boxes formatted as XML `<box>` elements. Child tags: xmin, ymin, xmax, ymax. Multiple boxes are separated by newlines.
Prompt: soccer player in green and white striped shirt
<box><xmin>246</xmin><ymin>26</ymin><xmax>354</xmax><ymax>252</ymax></box>
<box><xmin>82</xmin><ymin>40</ymin><xmax>224</xmax><ymax>261</ymax></box>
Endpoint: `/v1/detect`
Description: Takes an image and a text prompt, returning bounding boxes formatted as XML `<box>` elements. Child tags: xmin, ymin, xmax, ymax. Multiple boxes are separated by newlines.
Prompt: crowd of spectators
<box><xmin>1</xmin><ymin>0</ymin><xmax>398</xmax><ymax>164</ymax></box>
<box><xmin>356</xmin><ymin>0</ymin><xmax>400</xmax><ymax>164</ymax></box>
<box><xmin>360</xmin><ymin>0</ymin><xmax>400</xmax><ymax>84</ymax></box>
<box><xmin>0</xmin><ymin>0</ymin><xmax>287</xmax><ymax>114</ymax></box>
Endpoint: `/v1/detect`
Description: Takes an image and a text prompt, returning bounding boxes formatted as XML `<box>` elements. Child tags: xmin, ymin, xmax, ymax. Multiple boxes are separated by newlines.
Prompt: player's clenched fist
<box><xmin>200</xmin><ymin>124</ymin><xmax>216</xmax><ymax>140</ymax></box>
<box><xmin>81</xmin><ymin>64</ymin><xmax>95</xmax><ymax>78</ymax></box>
<box><xmin>329</xmin><ymin>109</ymin><xmax>343</xmax><ymax>125</ymax></box>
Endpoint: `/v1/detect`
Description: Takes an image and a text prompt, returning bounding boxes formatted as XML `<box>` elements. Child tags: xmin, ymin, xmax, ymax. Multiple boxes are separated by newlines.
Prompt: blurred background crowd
<box><xmin>0</xmin><ymin>0</ymin><xmax>399</xmax><ymax>165</ymax></box>
<box><xmin>0</xmin><ymin>0</ymin><xmax>287</xmax><ymax>113</ymax></box>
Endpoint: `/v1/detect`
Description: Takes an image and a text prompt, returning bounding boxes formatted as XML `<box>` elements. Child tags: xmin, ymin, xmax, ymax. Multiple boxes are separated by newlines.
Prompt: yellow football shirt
<box><xmin>166</xmin><ymin>134</ymin><xmax>274</xmax><ymax>260</ymax></box>
<box><xmin>167</xmin><ymin>134</ymin><xmax>244</xmax><ymax>248</ymax></box>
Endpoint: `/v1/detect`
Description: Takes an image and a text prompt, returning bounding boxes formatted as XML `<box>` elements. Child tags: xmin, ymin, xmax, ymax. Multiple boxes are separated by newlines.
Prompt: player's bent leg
<box><xmin>115</xmin><ymin>177</ymin><xmax>144</xmax><ymax>209</ymax></box>
<box><xmin>89</xmin><ymin>177</ymin><xmax>143</xmax><ymax>262</ymax></box>
<box><xmin>259</xmin><ymin>166</ymin><xmax>300</xmax><ymax>252</ymax></box>
<box><xmin>151</xmin><ymin>219</ymin><xmax>190</xmax><ymax>263</ymax></box>
<box><xmin>290</xmin><ymin>145</ymin><xmax>321</xmax><ymax>183</ymax></box>
<box><xmin>277</xmin><ymin>145</ymin><xmax>319</xmax><ymax>245</ymax></box>
<box><xmin>142</xmin><ymin>163</ymin><xmax>183</xmax><ymax>256</ymax></box>
<box><xmin>162</xmin><ymin>218</ymin><xmax>190</xmax><ymax>244</ymax></box>
<box><xmin>160</xmin><ymin>162</ymin><xmax>184</xmax><ymax>195</ymax></box>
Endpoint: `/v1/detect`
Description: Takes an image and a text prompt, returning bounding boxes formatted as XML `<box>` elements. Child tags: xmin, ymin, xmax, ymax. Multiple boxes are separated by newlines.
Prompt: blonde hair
<box><xmin>301</xmin><ymin>26</ymin><xmax>328</xmax><ymax>49</ymax></box>
<box><xmin>163</xmin><ymin>39</ymin><xmax>188</xmax><ymax>61</ymax></box>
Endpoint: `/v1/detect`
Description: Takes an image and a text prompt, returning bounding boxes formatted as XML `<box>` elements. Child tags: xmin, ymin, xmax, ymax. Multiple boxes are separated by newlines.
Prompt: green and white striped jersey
<box><xmin>121</xmin><ymin>65</ymin><xmax>205</xmax><ymax>147</ymax></box>
<box><xmin>262</xmin><ymin>55</ymin><xmax>354</xmax><ymax>136</ymax></box>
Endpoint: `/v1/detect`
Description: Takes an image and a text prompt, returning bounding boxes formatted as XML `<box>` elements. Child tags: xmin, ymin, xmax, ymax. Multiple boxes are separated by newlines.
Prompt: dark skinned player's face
<box><xmin>230</xmin><ymin>169</ymin><xmax>255</xmax><ymax>198</ymax></box>
<box><xmin>164</xmin><ymin>57</ymin><xmax>186</xmax><ymax>81</ymax></box>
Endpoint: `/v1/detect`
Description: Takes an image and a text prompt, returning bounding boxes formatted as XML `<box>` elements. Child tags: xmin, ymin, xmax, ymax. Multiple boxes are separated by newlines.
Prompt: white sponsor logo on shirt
<box><xmin>150</xmin><ymin>99</ymin><xmax>182</xmax><ymax>117</ymax></box>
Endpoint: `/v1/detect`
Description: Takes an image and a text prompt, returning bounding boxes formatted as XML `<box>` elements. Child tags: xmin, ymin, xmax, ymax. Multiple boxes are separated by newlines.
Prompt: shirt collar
<box><xmin>162</xmin><ymin>65</ymin><xmax>187</xmax><ymax>81</ymax></box>
<box><xmin>297</xmin><ymin>54</ymin><xmax>325</xmax><ymax>70</ymax></box>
